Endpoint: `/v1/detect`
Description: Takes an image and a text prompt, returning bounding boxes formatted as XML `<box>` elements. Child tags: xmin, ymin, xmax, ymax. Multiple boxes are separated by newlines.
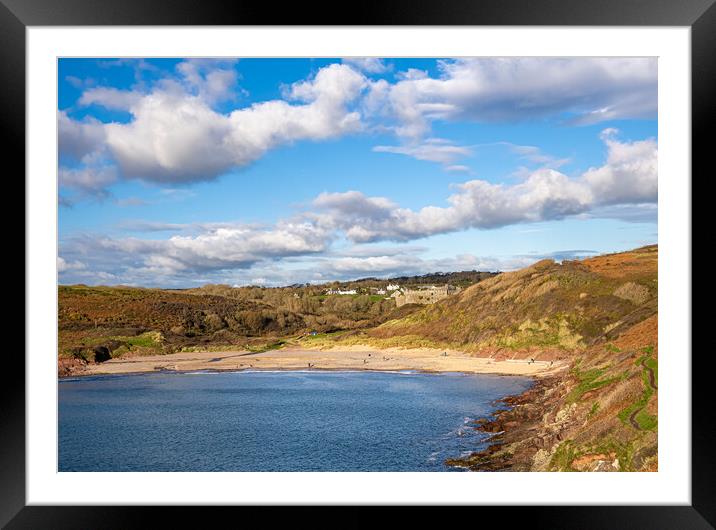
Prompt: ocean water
<box><xmin>58</xmin><ymin>370</ymin><xmax>531</xmax><ymax>472</ymax></box>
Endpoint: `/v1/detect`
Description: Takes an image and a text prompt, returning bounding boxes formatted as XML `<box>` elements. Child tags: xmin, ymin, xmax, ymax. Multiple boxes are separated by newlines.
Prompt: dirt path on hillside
<box><xmin>628</xmin><ymin>357</ymin><xmax>657</xmax><ymax>430</ymax></box>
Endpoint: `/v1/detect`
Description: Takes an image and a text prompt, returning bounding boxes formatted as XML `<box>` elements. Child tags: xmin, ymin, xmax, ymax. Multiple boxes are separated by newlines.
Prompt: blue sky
<box><xmin>58</xmin><ymin>57</ymin><xmax>657</xmax><ymax>287</ymax></box>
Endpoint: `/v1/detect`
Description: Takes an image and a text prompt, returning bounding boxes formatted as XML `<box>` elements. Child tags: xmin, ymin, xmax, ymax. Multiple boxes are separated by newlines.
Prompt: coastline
<box><xmin>445</xmin><ymin>376</ymin><xmax>563</xmax><ymax>471</ymax></box>
<box><xmin>63</xmin><ymin>345</ymin><xmax>568</xmax><ymax>379</ymax></box>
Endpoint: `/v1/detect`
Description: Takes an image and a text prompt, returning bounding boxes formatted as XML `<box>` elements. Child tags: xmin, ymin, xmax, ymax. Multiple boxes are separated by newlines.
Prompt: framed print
<box><xmin>5</xmin><ymin>0</ymin><xmax>712</xmax><ymax>526</ymax></box>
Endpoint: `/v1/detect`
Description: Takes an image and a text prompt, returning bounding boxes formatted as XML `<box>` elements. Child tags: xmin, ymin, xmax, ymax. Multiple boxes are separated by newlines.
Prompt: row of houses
<box><xmin>324</xmin><ymin>283</ymin><xmax>402</xmax><ymax>296</ymax></box>
<box><xmin>324</xmin><ymin>288</ymin><xmax>358</xmax><ymax>295</ymax></box>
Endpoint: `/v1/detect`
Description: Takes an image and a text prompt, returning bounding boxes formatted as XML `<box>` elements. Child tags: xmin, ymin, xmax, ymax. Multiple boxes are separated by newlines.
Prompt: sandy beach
<box><xmin>77</xmin><ymin>345</ymin><xmax>567</xmax><ymax>378</ymax></box>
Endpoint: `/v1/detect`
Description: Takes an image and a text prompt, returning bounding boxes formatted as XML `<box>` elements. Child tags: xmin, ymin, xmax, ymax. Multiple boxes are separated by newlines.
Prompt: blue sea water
<box><xmin>58</xmin><ymin>370</ymin><xmax>531</xmax><ymax>472</ymax></box>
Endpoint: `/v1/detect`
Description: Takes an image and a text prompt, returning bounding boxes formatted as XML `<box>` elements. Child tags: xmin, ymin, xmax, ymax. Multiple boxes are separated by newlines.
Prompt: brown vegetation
<box><xmin>58</xmin><ymin>271</ymin><xmax>494</xmax><ymax>363</ymax></box>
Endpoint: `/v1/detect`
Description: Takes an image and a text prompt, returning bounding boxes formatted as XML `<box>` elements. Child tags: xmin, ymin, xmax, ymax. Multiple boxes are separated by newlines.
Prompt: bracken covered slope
<box><xmin>344</xmin><ymin>245</ymin><xmax>658</xmax><ymax>360</ymax></box>
<box><xmin>445</xmin><ymin>246</ymin><xmax>659</xmax><ymax>472</ymax></box>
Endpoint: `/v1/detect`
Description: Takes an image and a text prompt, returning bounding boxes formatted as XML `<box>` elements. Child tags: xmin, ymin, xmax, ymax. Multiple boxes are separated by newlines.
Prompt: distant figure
<box><xmin>442</xmin><ymin>351</ymin><xmax>448</xmax><ymax>357</ymax></box>
<box><xmin>550</xmin><ymin>361</ymin><xmax>554</xmax><ymax>367</ymax></box>
<box><xmin>363</xmin><ymin>359</ymin><xmax>368</xmax><ymax>364</ymax></box>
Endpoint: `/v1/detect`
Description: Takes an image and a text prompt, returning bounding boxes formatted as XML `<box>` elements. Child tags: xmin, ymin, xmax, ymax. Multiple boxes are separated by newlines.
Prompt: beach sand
<box><xmin>78</xmin><ymin>345</ymin><xmax>567</xmax><ymax>378</ymax></box>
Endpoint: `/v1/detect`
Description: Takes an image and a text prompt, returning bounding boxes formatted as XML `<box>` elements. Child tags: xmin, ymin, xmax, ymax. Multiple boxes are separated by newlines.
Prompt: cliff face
<box><xmin>438</xmin><ymin>246</ymin><xmax>659</xmax><ymax>472</ymax></box>
<box><xmin>447</xmin><ymin>314</ymin><xmax>658</xmax><ymax>472</ymax></box>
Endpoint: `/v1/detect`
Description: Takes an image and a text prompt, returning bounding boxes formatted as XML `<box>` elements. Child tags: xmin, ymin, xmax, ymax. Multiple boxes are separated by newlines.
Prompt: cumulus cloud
<box><xmin>58</xmin><ymin>236</ymin><xmax>536</xmax><ymax>287</ymax></box>
<box><xmin>175</xmin><ymin>58</ymin><xmax>240</xmax><ymax>104</ymax></box>
<box><xmin>88</xmin><ymin>63</ymin><xmax>367</xmax><ymax>183</ymax></box>
<box><xmin>582</xmin><ymin>130</ymin><xmax>658</xmax><ymax>204</ymax></box>
<box><xmin>58</xmin><ymin>110</ymin><xmax>106</xmax><ymax>160</ymax></box>
<box><xmin>372</xmin><ymin>57</ymin><xmax>657</xmax><ymax>139</ymax></box>
<box><xmin>314</xmin><ymin>168</ymin><xmax>593</xmax><ymax>242</ymax></box>
<box><xmin>79</xmin><ymin>87</ymin><xmax>142</xmax><ymax>111</ymax></box>
<box><xmin>58</xmin><ymin>128</ymin><xmax>656</xmax><ymax>285</ymax></box>
<box><xmin>342</xmin><ymin>58</ymin><xmax>390</xmax><ymax>74</ymax></box>
<box><xmin>60</xmin><ymin>219</ymin><xmax>334</xmax><ymax>284</ymax></box>
<box><xmin>58</xmin><ymin>165</ymin><xmax>118</xmax><ymax>200</ymax></box>
<box><xmin>313</xmin><ymin>131</ymin><xmax>656</xmax><ymax>242</ymax></box>
<box><xmin>59</xmin><ymin>58</ymin><xmax>656</xmax><ymax>197</ymax></box>
<box><xmin>57</xmin><ymin>257</ymin><xmax>86</xmax><ymax>273</ymax></box>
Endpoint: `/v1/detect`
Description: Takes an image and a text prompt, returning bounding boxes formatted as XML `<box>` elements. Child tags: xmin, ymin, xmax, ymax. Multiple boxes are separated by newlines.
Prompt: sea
<box><xmin>58</xmin><ymin>370</ymin><xmax>531</xmax><ymax>472</ymax></box>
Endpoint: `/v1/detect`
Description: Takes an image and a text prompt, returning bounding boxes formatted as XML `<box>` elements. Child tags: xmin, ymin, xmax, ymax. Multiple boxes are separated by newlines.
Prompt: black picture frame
<box><xmin>4</xmin><ymin>0</ymin><xmax>710</xmax><ymax>526</ymax></box>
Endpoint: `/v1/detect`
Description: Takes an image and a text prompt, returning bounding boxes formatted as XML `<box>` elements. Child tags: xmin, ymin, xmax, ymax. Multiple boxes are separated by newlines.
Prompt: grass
<box><xmin>551</xmin><ymin>438</ymin><xmax>638</xmax><ymax>472</ymax></box>
<box><xmin>588</xmin><ymin>401</ymin><xmax>600</xmax><ymax>418</ymax></box>
<box><xmin>587</xmin><ymin>439</ymin><xmax>637</xmax><ymax>472</ymax></box>
<box><xmin>634</xmin><ymin>409</ymin><xmax>658</xmax><ymax>431</ymax></box>
<box><xmin>644</xmin><ymin>356</ymin><xmax>658</xmax><ymax>386</ymax></box>
<box><xmin>549</xmin><ymin>441</ymin><xmax>579</xmax><ymax>471</ymax></box>
<box><xmin>566</xmin><ymin>365</ymin><xmax>622</xmax><ymax>404</ymax></box>
<box><xmin>617</xmin><ymin>353</ymin><xmax>658</xmax><ymax>431</ymax></box>
<box><xmin>491</xmin><ymin>316</ymin><xmax>584</xmax><ymax>350</ymax></box>
<box><xmin>297</xmin><ymin>330</ymin><xmax>459</xmax><ymax>352</ymax></box>
<box><xmin>121</xmin><ymin>331</ymin><xmax>164</xmax><ymax>348</ymax></box>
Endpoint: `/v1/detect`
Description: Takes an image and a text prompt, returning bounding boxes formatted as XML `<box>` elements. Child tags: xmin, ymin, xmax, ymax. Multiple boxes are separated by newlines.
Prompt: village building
<box><xmin>393</xmin><ymin>284</ymin><xmax>461</xmax><ymax>307</ymax></box>
<box><xmin>324</xmin><ymin>289</ymin><xmax>358</xmax><ymax>295</ymax></box>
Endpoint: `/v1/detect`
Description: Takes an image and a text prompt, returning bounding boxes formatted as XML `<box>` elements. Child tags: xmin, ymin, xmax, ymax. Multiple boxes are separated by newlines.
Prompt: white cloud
<box><xmin>79</xmin><ymin>87</ymin><xmax>142</xmax><ymax>111</ymax></box>
<box><xmin>58</xmin><ymin>165</ymin><xmax>118</xmax><ymax>199</ymax></box>
<box><xmin>373</xmin><ymin>58</ymin><xmax>657</xmax><ymax>139</ymax></box>
<box><xmin>445</xmin><ymin>165</ymin><xmax>471</xmax><ymax>173</ymax></box>
<box><xmin>86</xmin><ymin>63</ymin><xmax>367</xmax><ymax>183</ymax></box>
<box><xmin>59</xmin><ymin>58</ymin><xmax>657</xmax><ymax>198</ymax></box>
<box><xmin>60</xmin><ymin>219</ymin><xmax>334</xmax><ymax>283</ymax></box>
<box><xmin>313</xmin><ymin>131</ymin><xmax>656</xmax><ymax>242</ymax></box>
<box><xmin>373</xmin><ymin>138</ymin><xmax>472</xmax><ymax>167</ymax></box>
<box><xmin>314</xmin><ymin>168</ymin><xmax>593</xmax><ymax>242</ymax></box>
<box><xmin>58</xmin><ymin>110</ymin><xmax>106</xmax><ymax>160</ymax></box>
<box><xmin>583</xmin><ymin>131</ymin><xmax>658</xmax><ymax>204</ymax></box>
<box><xmin>58</xmin><ymin>128</ymin><xmax>656</xmax><ymax>284</ymax></box>
<box><xmin>57</xmin><ymin>257</ymin><xmax>86</xmax><ymax>273</ymax></box>
<box><xmin>342</xmin><ymin>58</ymin><xmax>390</xmax><ymax>74</ymax></box>
<box><xmin>175</xmin><ymin>58</ymin><xmax>240</xmax><ymax>104</ymax></box>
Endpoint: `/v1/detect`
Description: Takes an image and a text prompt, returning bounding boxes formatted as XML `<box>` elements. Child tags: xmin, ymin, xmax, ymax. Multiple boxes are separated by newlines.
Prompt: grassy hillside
<box><xmin>308</xmin><ymin>245</ymin><xmax>657</xmax><ymax>357</ymax></box>
<box><xmin>58</xmin><ymin>270</ymin><xmax>495</xmax><ymax>362</ymax></box>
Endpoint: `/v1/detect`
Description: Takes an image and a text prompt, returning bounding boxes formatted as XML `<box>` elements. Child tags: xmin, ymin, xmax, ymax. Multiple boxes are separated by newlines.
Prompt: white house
<box><xmin>325</xmin><ymin>289</ymin><xmax>358</xmax><ymax>295</ymax></box>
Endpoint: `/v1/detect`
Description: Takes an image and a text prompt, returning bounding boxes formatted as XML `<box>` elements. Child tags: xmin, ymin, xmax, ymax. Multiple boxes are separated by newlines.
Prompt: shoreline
<box><xmin>446</xmin><ymin>375</ymin><xmax>566</xmax><ymax>471</ymax></box>
<box><xmin>62</xmin><ymin>345</ymin><xmax>568</xmax><ymax>379</ymax></box>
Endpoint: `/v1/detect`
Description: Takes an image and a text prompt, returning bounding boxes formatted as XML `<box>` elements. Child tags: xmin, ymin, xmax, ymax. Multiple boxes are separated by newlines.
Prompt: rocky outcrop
<box><xmin>447</xmin><ymin>314</ymin><xmax>658</xmax><ymax>472</ymax></box>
